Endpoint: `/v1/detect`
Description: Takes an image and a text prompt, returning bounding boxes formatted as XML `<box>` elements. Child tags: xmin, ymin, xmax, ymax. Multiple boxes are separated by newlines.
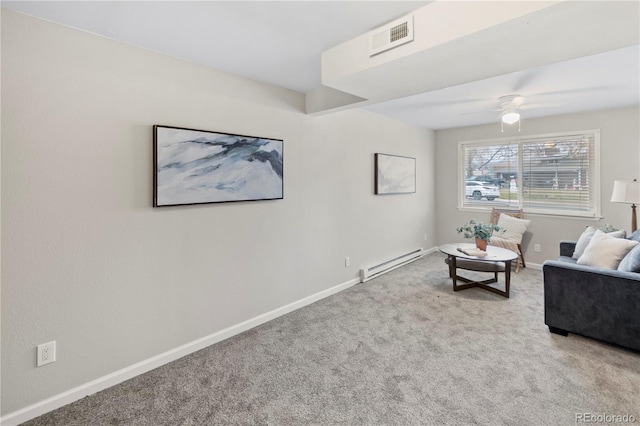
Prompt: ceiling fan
<box><xmin>462</xmin><ymin>93</ymin><xmax>563</xmax><ymax>132</ymax></box>
<box><xmin>497</xmin><ymin>94</ymin><xmax>524</xmax><ymax>126</ymax></box>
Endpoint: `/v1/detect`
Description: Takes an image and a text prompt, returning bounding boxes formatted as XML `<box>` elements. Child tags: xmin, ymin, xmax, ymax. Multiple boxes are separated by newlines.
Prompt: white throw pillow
<box><xmin>572</xmin><ymin>226</ymin><xmax>597</xmax><ymax>259</ymax></box>
<box><xmin>572</xmin><ymin>226</ymin><xmax>626</xmax><ymax>259</ymax></box>
<box><xmin>577</xmin><ymin>230</ymin><xmax>638</xmax><ymax>270</ymax></box>
<box><xmin>496</xmin><ymin>214</ymin><xmax>530</xmax><ymax>244</ymax></box>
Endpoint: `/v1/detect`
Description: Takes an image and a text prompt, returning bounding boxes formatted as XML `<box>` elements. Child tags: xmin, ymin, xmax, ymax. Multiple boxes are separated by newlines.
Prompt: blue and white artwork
<box><xmin>375</xmin><ymin>153</ymin><xmax>416</xmax><ymax>195</ymax></box>
<box><xmin>154</xmin><ymin>126</ymin><xmax>283</xmax><ymax>206</ymax></box>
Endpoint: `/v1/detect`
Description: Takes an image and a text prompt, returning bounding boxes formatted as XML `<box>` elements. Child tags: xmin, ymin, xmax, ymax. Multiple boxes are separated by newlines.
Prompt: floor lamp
<box><xmin>611</xmin><ymin>179</ymin><xmax>640</xmax><ymax>232</ymax></box>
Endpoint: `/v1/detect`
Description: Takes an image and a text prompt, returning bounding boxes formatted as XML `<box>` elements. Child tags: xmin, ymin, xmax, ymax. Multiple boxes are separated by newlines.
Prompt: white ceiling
<box><xmin>364</xmin><ymin>45</ymin><xmax>640</xmax><ymax>129</ymax></box>
<box><xmin>1</xmin><ymin>1</ymin><xmax>428</xmax><ymax>94</ymax></box>
<box><xmin>2</xmin><ymin>1</ymin><xmax>639</xmax><ymax>130</ymax></box>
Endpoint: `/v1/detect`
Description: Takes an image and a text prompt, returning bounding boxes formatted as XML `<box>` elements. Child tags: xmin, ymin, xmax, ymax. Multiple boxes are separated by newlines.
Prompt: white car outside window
<box><xmin>465</xmin><ymin>181</ymin><xmax>500</xmax><ymax>201</ymax></box>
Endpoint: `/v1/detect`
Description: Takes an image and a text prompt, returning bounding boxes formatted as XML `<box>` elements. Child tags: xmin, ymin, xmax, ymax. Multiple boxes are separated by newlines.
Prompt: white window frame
<box><xmin>458</xmin><ymin>129</ymin><xmax>601</xmax><ymax>218</ymax></box>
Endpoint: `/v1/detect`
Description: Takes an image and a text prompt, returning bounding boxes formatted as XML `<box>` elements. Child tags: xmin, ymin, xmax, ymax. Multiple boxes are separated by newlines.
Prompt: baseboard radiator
<box><xmin>360</xmin><ymin>248</ymin><xmax>425</xmax><ymax>283</ymax></box>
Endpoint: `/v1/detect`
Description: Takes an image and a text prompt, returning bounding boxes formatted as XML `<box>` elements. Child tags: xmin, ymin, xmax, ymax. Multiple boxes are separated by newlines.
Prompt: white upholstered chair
<box><xmin>489</xmin><ymin>208</ymin><xmax>529</xmax><ymax>273</ymax></box>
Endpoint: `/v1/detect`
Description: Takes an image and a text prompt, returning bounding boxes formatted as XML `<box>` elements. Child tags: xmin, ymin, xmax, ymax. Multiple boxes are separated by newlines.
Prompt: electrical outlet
<box><xmin>534</xmin><ymin>244</ymin><xmax>541</xmax><ymax>252</ymax></box>
<box><xmin>424</xmin><ymin>233</ymin><xmax>428</xmax><ymax>241</ymax></box>
<box><xmin>345</xmin><ymin>257</ymin><xmax>350</xmax><ymax>267</ymax></box>
<box><xmin>37</xmin><ymin>341</ymin><xmax>56</xmax><ymax>367</ymax></box>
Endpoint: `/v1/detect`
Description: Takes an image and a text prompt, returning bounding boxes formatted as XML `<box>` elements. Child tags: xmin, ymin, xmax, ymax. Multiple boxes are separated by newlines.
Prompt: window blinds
<box><xmin>460</xmin><ymin>130</ymin><xmax>599</xmax><ymax>217</ymax></box>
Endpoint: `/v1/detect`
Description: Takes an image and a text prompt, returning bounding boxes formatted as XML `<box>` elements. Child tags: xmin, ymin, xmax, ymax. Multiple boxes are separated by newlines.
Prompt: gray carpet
<box><xmin>23</xmin><ymin>253</ymin><xmax>640</xmax><ymax>425</ymax></box>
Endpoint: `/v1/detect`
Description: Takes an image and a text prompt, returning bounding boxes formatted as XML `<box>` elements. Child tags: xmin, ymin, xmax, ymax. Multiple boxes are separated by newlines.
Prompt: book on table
<box><xmin>457</xmin><ymin>247</ymin><xmax>487</xmax><ymax>257</ymax></box>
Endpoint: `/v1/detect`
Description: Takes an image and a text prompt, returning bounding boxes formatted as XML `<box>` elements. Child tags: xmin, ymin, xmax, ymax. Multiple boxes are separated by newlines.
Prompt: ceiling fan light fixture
<box><xmin>501</xmin><ymin>111</ymin><xmax>520</xmax><ymax>125</ymax></box>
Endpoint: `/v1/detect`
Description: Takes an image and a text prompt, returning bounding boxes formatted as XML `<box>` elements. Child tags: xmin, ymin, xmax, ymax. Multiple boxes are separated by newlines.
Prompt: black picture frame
<box><xmin>153</xmin><ymin>125</ymin><xmax>283</xmax><ymax>207</ymax></box>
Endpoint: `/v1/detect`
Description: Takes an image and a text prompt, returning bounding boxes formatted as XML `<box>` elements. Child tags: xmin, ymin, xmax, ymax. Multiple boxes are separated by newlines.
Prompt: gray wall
<box><xmin>435</xmin><ymin>106</ymin><xmax>640</xmax><ymax>265</ymax></box>
<box><xmin>1</xmin><ymin>11</ymin><xmax>435</xmax><ymax>415</ymax></box>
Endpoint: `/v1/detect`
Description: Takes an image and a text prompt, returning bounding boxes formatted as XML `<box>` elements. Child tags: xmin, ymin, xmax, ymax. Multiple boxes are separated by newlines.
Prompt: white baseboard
<box><xmin>526</xmin><ymin>262</ymin><xmax>543</xmax><ymax>271</ymax></box>
<box><xmin>1</xmin><ymin>277</ymin><xmax>360</xmax><ymax>426</ymax></box>
<box><xmin>423</xmin><ymin>247</ymin><xmax>439</xmax><ymax>255</ymax></box>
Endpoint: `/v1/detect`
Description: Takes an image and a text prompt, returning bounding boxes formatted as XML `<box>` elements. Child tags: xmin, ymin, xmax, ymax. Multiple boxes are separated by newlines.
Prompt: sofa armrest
<box><xmin>559</xmin><ymin>240</ymin><xmax>577</xmax><ymax>257</ymax></box>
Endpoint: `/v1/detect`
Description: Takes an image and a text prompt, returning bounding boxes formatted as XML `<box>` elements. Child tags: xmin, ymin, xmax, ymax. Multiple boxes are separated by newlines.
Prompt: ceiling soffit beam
<box><xmin>305</xmin><ymin>86</ymin><xmax>368</xmax><ymax>115</ymax></box>
<box><xmin>311</xmin><ymin>0</ymin><xmax>639</xmax><ymax>115</ymax></box>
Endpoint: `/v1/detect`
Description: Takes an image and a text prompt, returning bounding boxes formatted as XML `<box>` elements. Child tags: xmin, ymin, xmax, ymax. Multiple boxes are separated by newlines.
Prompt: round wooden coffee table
<box><xmin>439</xmin><ymin>243</ymin><xmax>518</xmax><ymax>298</ymax></box>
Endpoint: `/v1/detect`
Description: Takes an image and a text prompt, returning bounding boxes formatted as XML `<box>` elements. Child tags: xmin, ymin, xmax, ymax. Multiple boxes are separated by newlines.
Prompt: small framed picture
<box><xmin>374</xmin><ymin>153</ymin><xmax>416</xmax><ymax>195</ymax></box>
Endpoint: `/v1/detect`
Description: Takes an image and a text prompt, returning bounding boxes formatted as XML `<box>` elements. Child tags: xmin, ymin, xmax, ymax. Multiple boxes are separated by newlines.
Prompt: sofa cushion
<box><xmin>496</xmin><ymin>213</ymin><xmax>530</xmax><ymax>244</ymax></box>
<box><xmin>628</xmin><ymin>229</ymin><xmax>640</xmax><ymax>242</ymax></box>
<box><xmin>577</xmin><ymin>230</ymin><xmax>639</xmax><ymax>270</ymax></box>
<box><xmin>572</xmin><ymin>226</ymin><xmax>625</xmax><ymax>259</ymax></box>
<box><xmin>618</xmin><ymin>244</ymin><xmax>640</xmax><ymax>273</ymax></box>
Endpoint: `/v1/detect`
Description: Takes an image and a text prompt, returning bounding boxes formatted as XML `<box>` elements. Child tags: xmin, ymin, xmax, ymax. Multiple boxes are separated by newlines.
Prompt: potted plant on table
<box><xmin>456</xmin><ymin>219</ymin><xmax>502</xmax><ymax>250</ymax></box>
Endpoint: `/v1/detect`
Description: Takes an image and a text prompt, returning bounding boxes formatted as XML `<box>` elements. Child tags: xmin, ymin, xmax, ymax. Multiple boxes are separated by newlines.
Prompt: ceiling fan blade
<box><xmin>512</xmin><ymin>70</ymin><xmax>539</xmax><ymax>92</ymax></box>
<box><xmin>417</xmin><ymin>98</ymin><xmax>487</xmax><ymax>108</ymax></box>
<box><xmin>529</xmin><ymin>86</ymin><xmax>615</xmax><ymax>98</ymax></box>
<box><xmin>521</xmin><ymin>101</ymin><xmax>565</xmax><ymax>110</ymax></box>
<box><xmin>460</xmin><ymin>108</ymin><xmax>501</xmax><ymax>116</ymax></box>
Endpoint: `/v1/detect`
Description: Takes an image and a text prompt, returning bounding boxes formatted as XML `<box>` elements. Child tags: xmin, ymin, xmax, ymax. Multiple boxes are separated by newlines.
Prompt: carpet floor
<box><xmin>23</xmin><ymin>252</ymin><xmax>640</xmax><ymax>425</ymax></box>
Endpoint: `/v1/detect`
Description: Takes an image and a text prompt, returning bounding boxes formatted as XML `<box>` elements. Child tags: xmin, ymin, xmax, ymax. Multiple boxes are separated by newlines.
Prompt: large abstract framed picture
<box><xmin>374</xmin><ymin>153</ymin><xmax>416</xmax><ymax>195</ymax></box>
<box><xmin>153</xmin><ymin>125</ymin><xmax>283</xmax><ymax>207</ymax></box>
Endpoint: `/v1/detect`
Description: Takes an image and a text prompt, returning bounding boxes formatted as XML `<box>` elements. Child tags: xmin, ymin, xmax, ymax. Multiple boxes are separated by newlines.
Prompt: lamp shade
<box><xmin>611</xmin><ymin>180</ymin><xmax>640</xmax><ymax>204</ymax></box>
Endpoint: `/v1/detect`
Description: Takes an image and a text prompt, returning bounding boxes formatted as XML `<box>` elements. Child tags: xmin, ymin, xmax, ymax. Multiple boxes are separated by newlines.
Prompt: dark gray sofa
<box><xmin>543</xmin><ymin>240</ymin><xmax>640</xmax><ymax>352</ymax></box>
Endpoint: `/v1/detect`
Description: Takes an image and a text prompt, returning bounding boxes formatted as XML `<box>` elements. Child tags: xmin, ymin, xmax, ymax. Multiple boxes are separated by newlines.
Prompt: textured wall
<box><xmin>1</xmin><ymin>10</ymin><xmax>435</xmax><ymax>415</ymax></box>
<box><xmin>435</xmin><ymin>106</ymin><xmax>640</xmax><ymax>265</ymax></box>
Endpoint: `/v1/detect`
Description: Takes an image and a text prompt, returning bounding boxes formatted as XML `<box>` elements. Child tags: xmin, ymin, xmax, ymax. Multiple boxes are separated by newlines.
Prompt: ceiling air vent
<box><xmin>369</xmin><ymin>15</ymin><xmax>414</xmax><ymax>57</ymax></box>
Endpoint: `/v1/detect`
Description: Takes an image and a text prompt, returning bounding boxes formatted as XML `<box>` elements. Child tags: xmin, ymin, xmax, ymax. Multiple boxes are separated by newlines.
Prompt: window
<box><xmin>459</xmin><ymin>130</ymin><xmax>600</xmax><ymax>217</ymax></box>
